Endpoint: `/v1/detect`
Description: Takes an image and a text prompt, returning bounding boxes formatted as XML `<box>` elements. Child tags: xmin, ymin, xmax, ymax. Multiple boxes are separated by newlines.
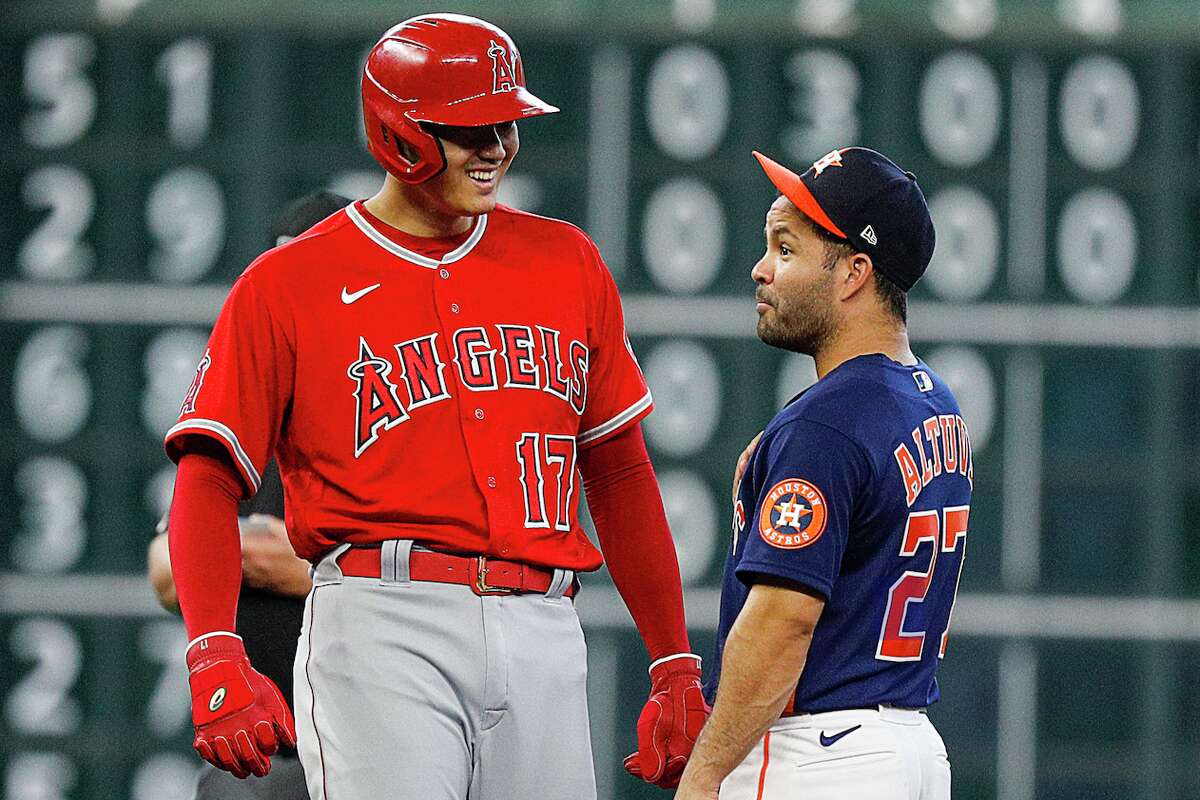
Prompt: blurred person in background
<box><xmin>675</xmin><ymin>148</ymin><xmax>971</xmax><ymax>800</ymax></box>
<box><xmin>147</xmin><ymin>190</ymin><xmax>350</xmax><ymax>800</ymax></box>
<box><xmin>162</xmin><ymin>13</ymin><xmax>705</xmax><ymax>800</ymax></box>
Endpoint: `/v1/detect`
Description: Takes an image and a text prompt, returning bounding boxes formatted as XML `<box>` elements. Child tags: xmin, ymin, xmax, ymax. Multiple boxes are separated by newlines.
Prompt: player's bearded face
<box><xmin>753</xmin><ymin>201</ymin><xmax>840</xmax><ymax>356</ymax></box>
<box><xmin>419</xmin><ymin>121</ymin><xmax>520</xmax><ymax>217</ymax></box>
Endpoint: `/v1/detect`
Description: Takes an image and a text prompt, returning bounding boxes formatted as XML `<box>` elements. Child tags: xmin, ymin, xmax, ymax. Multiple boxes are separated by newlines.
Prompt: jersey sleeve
<box><xmin>576</xmin><ymin>238</ymin><xmax>653</xmax><ymax>448</ymax></box>
<box><xmin>164</xmin><ymin>272</ymin><xmax>294</xmax><ymax>498</ymax></box>
<box><xmin>735</xmin><ymin>418</ymin><xmax>871</xmax><ymax>599</ymax></box>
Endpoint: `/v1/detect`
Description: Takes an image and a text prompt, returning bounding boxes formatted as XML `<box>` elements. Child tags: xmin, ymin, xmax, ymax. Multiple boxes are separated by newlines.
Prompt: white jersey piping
<box><xmin>577</xmin><ymin>390</ymin><xmax>653</xmax><ymax>446</ymax></box>
<box><xmin>344</xmin><ymin>204</ymin><xmax>488</xmax><ymax>269</ymax></box>
<box><xmin>166</xmin><ymin>418</ymin><xmax>263</xmax><ymax>492</ymax></box>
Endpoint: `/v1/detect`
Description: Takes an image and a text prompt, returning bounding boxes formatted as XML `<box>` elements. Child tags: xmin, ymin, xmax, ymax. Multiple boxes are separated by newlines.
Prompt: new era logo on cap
<box><xmin>861</xmin><ymin>225</ymin><xmax>878</xmax><ymax>245</ymax></box>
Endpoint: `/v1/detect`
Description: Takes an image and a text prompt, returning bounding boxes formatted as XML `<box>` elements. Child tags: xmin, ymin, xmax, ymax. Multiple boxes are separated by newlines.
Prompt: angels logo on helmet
<box><xmin>488</xmin><ymin>39</ymin><xmax>519</xmax><ymax>93</ymax></box>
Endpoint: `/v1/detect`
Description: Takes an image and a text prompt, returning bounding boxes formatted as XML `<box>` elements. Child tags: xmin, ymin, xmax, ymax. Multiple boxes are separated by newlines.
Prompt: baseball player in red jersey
<box><xmin>164</xmin><ymin>13</ymin><xmax>707</xmax><ymax>799</ymax></box>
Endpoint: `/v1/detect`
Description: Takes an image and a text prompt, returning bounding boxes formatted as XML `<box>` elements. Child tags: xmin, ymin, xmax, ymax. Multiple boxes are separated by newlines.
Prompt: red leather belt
<box><xmin>337</xmin><ymin>546</ymin><xmax>576</xmax><ymax>598</ymax></box>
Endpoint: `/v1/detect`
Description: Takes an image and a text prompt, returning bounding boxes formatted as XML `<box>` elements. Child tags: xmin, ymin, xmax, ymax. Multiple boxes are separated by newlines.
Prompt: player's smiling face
<box><xmin>751</xmin><ymin>195</ymin><xmax>841</xmax><ymax>355</ymax></box>
<box><xmin>418</xmin><ymin>121</ymin><xmax>520</xmax><ymax>218</ymax></box>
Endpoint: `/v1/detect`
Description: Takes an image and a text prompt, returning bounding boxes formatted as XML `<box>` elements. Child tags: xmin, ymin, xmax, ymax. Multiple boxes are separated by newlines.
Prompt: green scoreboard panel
<box><xmin>2</xmin><ymin>2</ymin><xmax>1199</xmax><ymax>799</ymax></box>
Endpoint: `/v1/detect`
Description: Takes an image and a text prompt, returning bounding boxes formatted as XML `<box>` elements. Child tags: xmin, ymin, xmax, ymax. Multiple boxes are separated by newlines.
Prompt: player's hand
<box><xmin>187</xmin><ymin>633</ymin><xmax>296</xmax><ymax>778</ymax></box>
<box><xmin>732</xmin><ymin>432</ymin><xmax>763</xmax><ymax>503</ymax></box>
<box><xmin>623</xmin><ymin>654</ymin><xmax>710</xmax><ymax>788</ymax></box>
<box><xmin>239</xmin><ymin>514</ymin><xmax>313</xmax><ymax>598</ymax></box>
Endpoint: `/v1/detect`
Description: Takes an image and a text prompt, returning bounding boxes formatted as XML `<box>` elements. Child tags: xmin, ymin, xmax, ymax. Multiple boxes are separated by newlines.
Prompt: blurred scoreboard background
<box><xmin>2</xmin><ymin>0</ymin><xmax>1199</xmax><ymax>798</ymax></box>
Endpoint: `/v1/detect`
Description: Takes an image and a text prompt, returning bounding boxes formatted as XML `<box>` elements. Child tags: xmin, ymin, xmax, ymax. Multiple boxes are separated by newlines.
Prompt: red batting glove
<box><xmin>623</xmin><ymin>654</ymin><xmax>710</xmax><ymax>788</ymax></box>
<box><xmin>186</xmin><ymin>633</ymin><xmax>296</xmax><ymax>779</ymax></box>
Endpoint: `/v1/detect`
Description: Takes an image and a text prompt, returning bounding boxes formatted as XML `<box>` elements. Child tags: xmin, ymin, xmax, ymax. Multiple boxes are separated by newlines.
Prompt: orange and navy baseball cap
<box><xmin>752</xmin><ymin>147</ymin><xmax>935</xmax><ymax>291</ymax></box>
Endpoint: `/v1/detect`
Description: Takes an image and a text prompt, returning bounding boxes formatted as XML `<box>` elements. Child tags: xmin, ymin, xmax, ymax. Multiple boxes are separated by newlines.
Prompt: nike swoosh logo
<box><xmin>819</xmin><ymin>725</ymin><xmax>862</xmax><ymax>747</ymax></box>
<box><xmin>341</xmin><ymin>283</ymin><xmax>381</xmax><ymax>304</ymax></box>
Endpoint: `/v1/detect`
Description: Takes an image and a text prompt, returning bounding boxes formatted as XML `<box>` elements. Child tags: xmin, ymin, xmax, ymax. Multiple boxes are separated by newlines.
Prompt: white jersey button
<box><xmin>487</xmin><ymin>476</ymin><xmax>497</xmax><ymax>488</ymax></box>
<box><xmin>439</xmin><ymin>268</ymin><xmax>450</xmax><ymax>279</ymax></box>
<box><xmin>451</xmin><ymin>303</ymin><xmax>460</xmax><ymax>313</ymax></box>
<box><xmin>474</xmin><ymin>408</ymin><xmax>485</xmax><ymax>420</ymax></box>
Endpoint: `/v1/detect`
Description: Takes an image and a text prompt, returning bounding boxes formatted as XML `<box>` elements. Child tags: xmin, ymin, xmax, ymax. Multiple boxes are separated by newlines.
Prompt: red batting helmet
<box><xmin>361</xmin><ymin>14</ymin><xmax>559</xmax><ymax>184</ymax></box>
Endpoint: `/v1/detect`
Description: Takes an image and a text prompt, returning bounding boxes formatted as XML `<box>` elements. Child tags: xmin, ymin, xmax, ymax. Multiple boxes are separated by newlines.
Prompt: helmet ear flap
<box><xmin>362</xmin><ymin>104</ymin><xmax>447</xmax><ymax>184</ymax></box>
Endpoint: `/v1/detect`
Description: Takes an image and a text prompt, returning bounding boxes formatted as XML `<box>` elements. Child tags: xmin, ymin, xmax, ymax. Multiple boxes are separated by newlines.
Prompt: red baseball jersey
<box><xmin>166</xmin><ymin>202</ymin><xmax>653</xmax><ymax>570</ymax></box>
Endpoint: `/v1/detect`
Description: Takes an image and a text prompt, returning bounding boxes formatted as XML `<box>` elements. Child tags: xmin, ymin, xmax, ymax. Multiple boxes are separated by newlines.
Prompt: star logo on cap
<box><xmin>811</xmin><ymin>149</ymin><xmax>844</xmax><ymax>176</ymax></box>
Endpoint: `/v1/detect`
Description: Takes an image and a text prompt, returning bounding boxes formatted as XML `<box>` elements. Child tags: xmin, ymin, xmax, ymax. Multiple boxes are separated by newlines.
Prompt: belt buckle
<box><xmin>472</xmin><ymin>556</ymin><xmax>514</xmax><ymax>596</ymax></box>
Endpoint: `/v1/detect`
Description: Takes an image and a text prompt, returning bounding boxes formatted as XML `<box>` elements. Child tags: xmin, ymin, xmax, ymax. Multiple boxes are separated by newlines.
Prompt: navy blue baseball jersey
<box><xmin>707</xmin><ymin>353</ymin><xmax>973</xmax><ymax>712</ymax></box>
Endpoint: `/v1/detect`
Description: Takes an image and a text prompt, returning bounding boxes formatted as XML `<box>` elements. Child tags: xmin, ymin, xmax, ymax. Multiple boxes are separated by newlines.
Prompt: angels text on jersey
<box><xmin>346</xmin><ymin>322</ymin><xmax>587</xmax><ymax>457</ymax></box>
<box><xmin>181</xmin><ymin>323</ymin><xmax>590</xmax><ymax>459</ymax></box>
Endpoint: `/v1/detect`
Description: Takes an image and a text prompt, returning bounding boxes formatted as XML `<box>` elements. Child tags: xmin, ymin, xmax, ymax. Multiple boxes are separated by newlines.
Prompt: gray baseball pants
<box><xmin>293</xmin><ymin>541</ymin><xmax>597</xmax><ymax>800</ymax></box>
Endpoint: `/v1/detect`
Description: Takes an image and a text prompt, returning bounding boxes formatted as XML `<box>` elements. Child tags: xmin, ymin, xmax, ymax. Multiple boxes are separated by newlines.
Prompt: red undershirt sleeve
<box><xmin>167</xmin><ymin>445</ymin><xmax>244</xmax><ymax>641</ymax></box>
<box><xmin>578</xmin><ymin>424</ymin><xmax>690</xmax><ymax>661</ymax></box>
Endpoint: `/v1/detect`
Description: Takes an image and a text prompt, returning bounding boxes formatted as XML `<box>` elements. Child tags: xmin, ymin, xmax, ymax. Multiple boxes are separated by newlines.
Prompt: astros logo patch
<box><xmin>759</xmin><ymin>479</ymin><xmax>827</xmax><ymax>549</ymax></box>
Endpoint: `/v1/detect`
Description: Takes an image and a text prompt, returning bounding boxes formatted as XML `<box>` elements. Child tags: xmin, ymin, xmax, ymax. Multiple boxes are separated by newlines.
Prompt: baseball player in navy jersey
<box><xmin>163</xmin><ymin>14</ymin><xmax>707</xmax><ymax>800</ymax></box>
<box><xmin>674</xmin><ymin>148</ymin><xmax>971</xmax><ymax>800</ymax></box>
